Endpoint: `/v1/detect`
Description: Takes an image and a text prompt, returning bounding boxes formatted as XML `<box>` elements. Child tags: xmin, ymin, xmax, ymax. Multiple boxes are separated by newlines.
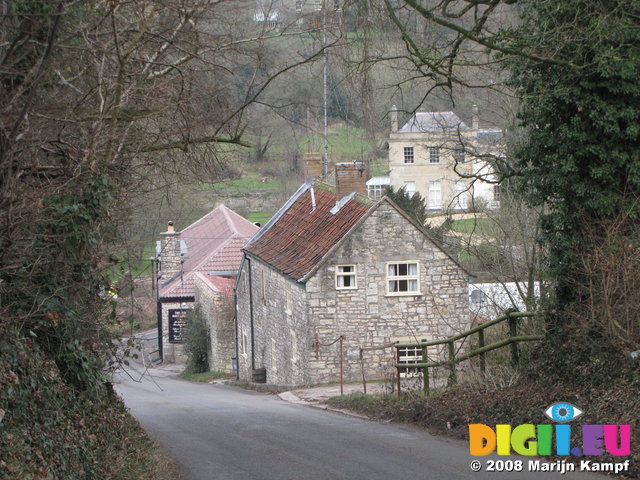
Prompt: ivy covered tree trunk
<box><xmin>509</xmin><ymin>0</ymin><xmax>640</xmax><ymax>355</ymax></box>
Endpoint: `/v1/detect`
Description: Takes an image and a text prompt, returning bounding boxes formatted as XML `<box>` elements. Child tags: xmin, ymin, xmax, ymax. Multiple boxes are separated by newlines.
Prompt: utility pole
<box><xmin>322</xmin><ymin>0</ymin><xmax>329</xmax><ymax>181</ymax></box>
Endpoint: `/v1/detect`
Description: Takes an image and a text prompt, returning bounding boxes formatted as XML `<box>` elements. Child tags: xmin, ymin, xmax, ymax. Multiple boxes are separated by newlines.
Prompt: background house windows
<box><xmin>493</xmin><ymin>184</ymin><xmax>501</xmax><ymax>202</ymax></box>
<box><xmin>454</xmin><ymin>180</ymin><xmax>468</xmax><ymax>210</ymax></box>
<box><xmin>404</xmin><ymin>181</ymin><xmax>416</xmax><ymax>199</ymax></box>
<box><xmin>387</xmin><ymin>262</ymin><xmax>420</xmax><ymax>294</ymax></box>
<box><xmin>429</xmin><ymin>146</ymin><xmax>440</xmax><ymax>163</ymax></box>
<box><xmin>428</xmin><ymin>181</ymin><xmax>442</xmax><ymax>209</ymax></box>
<box><xmin>403</xmin><ymin>146</ymin><xmax>414</xmax><ymax>163</ymax></box>
<box><xmin>366</xmin><ymin>176</ymin><xmax>390</xmax><ymax>200</ymax></box>
<box><xmin>336</xmin><ymin>264</ymin><xmax>357</xmax><ymax>289</ymax></box>
<box><xmin>367</xmin><ymin>184</ymin><xmax>386</xmax><ymax>200</ymax></box>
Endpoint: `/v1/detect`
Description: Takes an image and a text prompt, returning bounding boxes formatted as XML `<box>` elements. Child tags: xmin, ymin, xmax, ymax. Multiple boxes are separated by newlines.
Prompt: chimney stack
<box><xmin>159</xmin><ymin>221</ymin><xmax>181</xmax><ymax>281</ymax></box>
<box><xmin>335</xmin><ymin>162</ymin><xmax>367</xmax><ymax>199</ymax></box>
<box><xmin>472</xmin><ymin>104</ymin><xmax>479</xmax><ymax>131</ymax></box>
<box><xmin>391</xmin><ymin>105</ymin><xmax>398</xmax><ymax>132</ymax></box>
<box><xmin>302</xmin><ymin>152</ymin><xmax>323</xmax><ymax>179</ymax></box>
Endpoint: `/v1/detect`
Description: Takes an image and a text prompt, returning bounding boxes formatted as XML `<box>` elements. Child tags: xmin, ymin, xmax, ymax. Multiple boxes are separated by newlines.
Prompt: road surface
<box><xmin>114</xmin><ymin>365</ymin><xmax>607</xmax><ymax>480</ymax></box>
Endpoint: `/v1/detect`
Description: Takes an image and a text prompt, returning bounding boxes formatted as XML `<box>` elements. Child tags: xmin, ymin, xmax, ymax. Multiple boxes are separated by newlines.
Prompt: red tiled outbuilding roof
<box><xmin>244</xmin><ymin>184</ymin><xmax>371</xmax><ymax>281</ymax></box>
<box><xmin>194</xmin><ymin>272</ymin><xmax>235</xmax><ymax>296</ymax></box>
<box><xmin>160</xmin><ymin>205</ymin><xmax>259</xmax><ymax>299</ymax></box>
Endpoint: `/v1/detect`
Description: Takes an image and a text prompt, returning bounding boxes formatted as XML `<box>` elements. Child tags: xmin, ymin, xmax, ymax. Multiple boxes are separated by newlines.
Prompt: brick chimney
<box><xmin>335</xmin><ymin>162</ymin><xmax>367</xmax><ymax>199</ymax></box>
<box><xmin>302</xmin><ymin>152</ymin><xmax>323</xmax><ymax>179</ymax></box>
<box><xmin>159</xmin><ymin>221</ymin><xmax>182</xmax><ymax>282</ymax></box>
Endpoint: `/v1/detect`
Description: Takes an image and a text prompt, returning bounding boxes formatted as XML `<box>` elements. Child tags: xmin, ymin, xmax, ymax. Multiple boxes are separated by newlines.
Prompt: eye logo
<box><xmin>544</xmin><ymin>402</ymin><xmax>583</xmax><ymax>422</ymax></box>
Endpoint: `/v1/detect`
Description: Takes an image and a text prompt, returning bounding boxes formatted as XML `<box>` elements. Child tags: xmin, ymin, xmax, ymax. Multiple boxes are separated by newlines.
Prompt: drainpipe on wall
<box><xmin>151</xmin><ymin>256</ymin><xmax>163</xmax><ymax>362</ymax></box>
<box><xmin>233</xmin><ymin>289</ymin><xmax>239</xmax><ymax>380</ymax></box>
<box><xmin>247</xmin><ymin>257</ymin><xmax>256</xmax><ymax>371</ymax></box>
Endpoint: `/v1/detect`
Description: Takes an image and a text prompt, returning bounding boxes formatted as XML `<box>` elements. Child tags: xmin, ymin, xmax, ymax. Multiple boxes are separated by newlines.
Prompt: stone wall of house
<box><xmin>194</xmin><ymin>278</ymin><xmax>236</xmax><ymax>373</ymax></box>
<box><xmin>305</xmin><ymin>201</ymin><xmax>470</xmax><ymax>384</ymax></box>
<box><xmin>160</xmin><ymin>300</ymin><xmax>191</xmax><ymax>363</ymax></box>
<box><xmin>236</xmin><ymin>257</ymin><xmax>309</xmax><ymax>386</ymax></box>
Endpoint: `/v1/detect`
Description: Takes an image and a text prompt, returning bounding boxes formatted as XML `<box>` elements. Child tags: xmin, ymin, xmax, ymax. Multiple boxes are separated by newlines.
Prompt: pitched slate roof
<box><xmin>398</xmin><ymin>111</ymin><xmax>469</xmax><ymax>133</ymax></box>
<box><xmin>244</xmin><ymin>182</ymin><xmax>371</xmax><ymax>282</ymax></box>
<box><xmin>160</xmin><ymin>205</ymin><xmax>259</xmax><ymax>299</ymax></box>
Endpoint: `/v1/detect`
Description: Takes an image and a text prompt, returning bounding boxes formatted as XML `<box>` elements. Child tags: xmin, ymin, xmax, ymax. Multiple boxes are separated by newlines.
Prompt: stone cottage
<box><xmin>235</xmin><ymin>164</ymin><xmax>471</xmax><ymax>386</ymax></box>
<box><xmin>156</xmin><ymin>205</ymin><xmax>259</xmax><ymax>364</ymax></box>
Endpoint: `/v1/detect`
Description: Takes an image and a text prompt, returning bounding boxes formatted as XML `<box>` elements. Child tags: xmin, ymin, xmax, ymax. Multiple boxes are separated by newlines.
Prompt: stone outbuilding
<box><xmin>156</xmin><ymin>205</ymin><xmax>259</xmax><ymax>364</ymax></box>
<box><xmin>235</xmin><ymin>169</ymin><xmax>471</xmax><ymax>387</ymax></box>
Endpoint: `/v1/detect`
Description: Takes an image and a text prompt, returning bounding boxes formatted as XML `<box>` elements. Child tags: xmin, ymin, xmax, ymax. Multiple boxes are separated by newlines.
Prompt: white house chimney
<box><xmin>391</xmin><ymin>104</ymin><xmax>399</xmax><ymax>132</ymax></box>
<box><xmin>472</xmin><ymin>104</ymin><xmax>479</xmax><ymax>131</ymax></box>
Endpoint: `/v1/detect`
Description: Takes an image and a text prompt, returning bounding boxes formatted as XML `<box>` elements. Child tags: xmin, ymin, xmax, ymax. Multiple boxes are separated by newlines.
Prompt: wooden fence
<box><xmin>394</xmin><ymin>312</ymin><xmax>542</xmax><ymax>395</ymax></box>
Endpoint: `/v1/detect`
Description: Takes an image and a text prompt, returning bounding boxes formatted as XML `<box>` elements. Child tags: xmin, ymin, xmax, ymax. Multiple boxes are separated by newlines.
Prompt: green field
<box><xmin>203</xmin><ymin>171</ymin><xmax>280</xmax><ymax>191</ymax></box>
<box><xmin>301</xmin><ymin>124</ymin><xmax>377</xmax><ymax>162</ymax></box>
<box><xmin>246</xmin><ymin>211</ymin><xmax>275</xmax><ymax>226</ymax></box>
<box><xmin>450</xmin><ymin>217</ymin><xmax>495</xmax><ymax>235</ymax></box>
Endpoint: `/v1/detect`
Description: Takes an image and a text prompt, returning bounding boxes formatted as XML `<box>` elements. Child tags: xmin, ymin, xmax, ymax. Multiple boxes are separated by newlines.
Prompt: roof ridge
<box><xmin>180</xmin><ymin>205</ymin><xmax>224</xmax><ymax>233</ymax></box>
<box><xmin>220</xmin><ymin>204</ymin><xmax>239</xmax><ymax>235</ymax></box>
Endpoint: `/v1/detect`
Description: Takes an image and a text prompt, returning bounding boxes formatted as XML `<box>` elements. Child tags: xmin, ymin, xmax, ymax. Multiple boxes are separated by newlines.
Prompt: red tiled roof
<box><xmin>244</xmin><ymin>185</ymin><xmax>371</xmax><ymax>281</ymax></box>
<box><xmin>160</xmin><ymin>206</ymin><xmax>258</xmax><ymax>299</ymax></box>
<box><xmin>194</xmin><ymin>273</ymin><xmax>235</xmax><ymax>296</ymax></box>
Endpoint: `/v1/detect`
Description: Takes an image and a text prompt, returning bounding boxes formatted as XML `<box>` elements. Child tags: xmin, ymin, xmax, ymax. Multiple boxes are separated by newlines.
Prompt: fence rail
<box><xmin>395</xmin><ymin>312</ymin><xmax>542</xmax><ymax>394</ymax></box>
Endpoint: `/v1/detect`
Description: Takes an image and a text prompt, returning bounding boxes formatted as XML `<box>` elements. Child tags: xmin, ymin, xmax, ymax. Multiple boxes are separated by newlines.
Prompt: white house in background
<box><xmin>469</xmin><ymin>282</ymin><xmax>541</xmax><ymax>319</ymax></box>
<box><xmin>386</xmin><ymin>105</ymin><xmax>504</xmax><ymax>211</ymax></box>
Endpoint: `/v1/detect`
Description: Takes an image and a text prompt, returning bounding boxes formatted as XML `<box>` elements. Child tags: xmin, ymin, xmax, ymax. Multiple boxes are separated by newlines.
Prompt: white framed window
<box><xmin>429</xmin><ymin>146</ymin><xmax>440</xmax><ymax>163</ymax></box>
<box><xmin>386</xmin><ymin>261</ymin><xmax>420</xmax><ymax>295</ymax></box>
<box><xmin>367</xmin><ymin>184</ymin><xmax>385</xmax><ymax>200</ymax></box>
<box><xmin>404</xmin><ymin>181</ymin><xmax>416</xmax><ymax>199</ymax></box>
<box><xmin>493</xmin><ymin>185</ymin><xmax>501</xmax><ymax>202</ymax></box>
<box><xmin>454</xmin><ymin>180</ymin><xmax>468</xmax><ymax>210</ymax></box>
<box><xmin>428</xmin><ymin>181</ymin><xmax>442</xmax><ymax>209</ymax></box>
<box><xmin>335</xmin><ymin>264</ymin><xmax>357</xmax><ymax>290</ymax></box>
<box><xmin>403</xmin><ymin>146</ymin><xmax>414</xmax><ymax>164</ymax></box>
<box><xmin>398</xmin><ymin>346</ymin><xmax>424</xmax><ymax>378</ymax></box>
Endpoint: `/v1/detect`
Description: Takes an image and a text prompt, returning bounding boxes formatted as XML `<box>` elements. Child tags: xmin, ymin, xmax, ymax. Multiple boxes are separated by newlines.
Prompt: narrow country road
<box><xmin>114</xmin><ymin>365</ymin><xmax>605</xmax><ymax>480</ymax></box>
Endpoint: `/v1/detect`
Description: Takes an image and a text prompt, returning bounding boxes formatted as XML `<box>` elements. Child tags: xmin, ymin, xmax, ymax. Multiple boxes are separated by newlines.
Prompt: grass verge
<box><xmin>179</xmin><ymin>370</ymin><xmax>230</xmax><ymax>383</ymax></box>
<box><xmin>328</xmin><ymin>378</ymin><xmax>640</xmax><ymax>477</ymax></box>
